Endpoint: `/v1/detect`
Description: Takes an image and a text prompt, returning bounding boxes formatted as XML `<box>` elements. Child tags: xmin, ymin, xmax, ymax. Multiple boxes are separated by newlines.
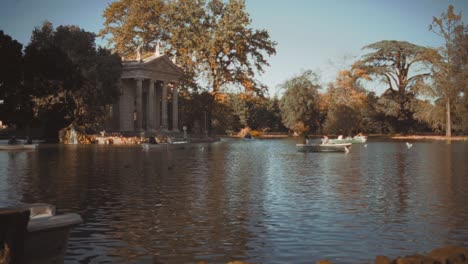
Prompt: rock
<box><xmin>393</xmin><ymin>254</ymin><xmax>436</xmax><ymax>264</ymax></box>
<box><xmin>316</xmin><ymin>260</ymin><xmax>334</xmax><ymax>264</ymax></box>
<box><xmin>427</xmin><ymin>245</ymin><xmax>468</xmax><ymax>263</ymax></box>
<box><xmin>375</xmin><ymin>255</ymin><xmax>392</xmax><ymax>264</ymax></box>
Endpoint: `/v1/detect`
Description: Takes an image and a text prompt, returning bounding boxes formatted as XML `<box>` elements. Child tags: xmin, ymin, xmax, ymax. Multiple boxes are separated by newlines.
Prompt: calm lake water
<box><xmin>1</xmin><ymin>138</ymin><xmax>467</xmax><ymax>263</ymax></box>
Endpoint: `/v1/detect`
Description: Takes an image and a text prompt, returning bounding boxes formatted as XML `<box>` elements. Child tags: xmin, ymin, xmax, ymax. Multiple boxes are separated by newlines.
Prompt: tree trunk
<box><xmin>206</xmin><ymin>93</ymin><xmax>215</xmax><ymax>137</ymax></box>
<box><xmin>446</xmin><ymin>98</ymin><xmax>451</xmax><ymax>137</ymax></box>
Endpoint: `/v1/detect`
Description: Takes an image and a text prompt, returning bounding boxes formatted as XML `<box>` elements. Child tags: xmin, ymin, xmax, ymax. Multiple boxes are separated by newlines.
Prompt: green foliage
<box><xmin>228</xmin><ymin>94</ymin><xmax>249</xmax><ymax>127</ymax></box>
<box><xmin>278</xmin><ymin>70</ymin><xmax>321</xmax><ymax>135</ymax></box>
<box><xmin>324</xmin><ymin>104</ymin><xmax>361</xmax><ymax>135</ymax></box>
<box><xmin>252</xmin><ymin>96</ymin><xmax>286</xmax><ymax>132</ymax></box>
<box><xmin>361</xmin><ymin>40</ymin><xmax>431</xmax><ymax>94</ymax></box>
<box><xmin>427</xmin><ymin>5</ymin><xmax>467</xmax><ymax>136</ymax></box>
<box><xmin>359</xmin><ymin>40</ymin><xmax>433</xmax><ymax>133</ymax></box>
<box><xmin>360</xmin><ymin>92</ymin><xmax>388</xmax><ymax>134</ymax></box>
<box><xmin>226</xmin><ymin>93</ymin><xmax>285</xmax><ymax>132</ymax></box>
<box><xmin>323</xmin><ymin>67</ymin><xmax>369</xmax><ymax>135</ymax></box>
<box><xmin>413</xmin><ymin>99</ymin><xmax>445</xmax><ymax>133</ymax></box>
<box><xmin>374</xmin><ymin>90</ymin><xmax>418</xmax><ymax>133</ymax></box>
<box><xmin>0</xmin><ymin>31</ymin><xmax>30</xmax><ymax>127</ymax></box>
<box><xmin>23</xmin><ymin>22</ymin><xmax>122</xmax><ymax>133</ymax></box>
<box><xmin>178</xmin><ymin>91</ymin><xmax>212</xmax><ymax>134</ymax></box>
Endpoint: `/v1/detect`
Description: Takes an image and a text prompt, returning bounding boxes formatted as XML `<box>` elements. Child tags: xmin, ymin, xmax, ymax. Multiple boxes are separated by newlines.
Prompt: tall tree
<box><xmin>23</xmin><ymin>22</ymin><xmax>122</xmax><ymax>136</ymax></box>
<box><xmin>278</xmin><ymin>70</ymin><xmax>321</xmax><ymax>135</ymax></box>
<box><xmin>0</xmin><ymin>31</ymin><xmax>30</xmax><ymax>128</ymax></box>
<box><xmin>359</xmin><ymin>40</ymin><xmax>432</xmax><ymax>133</ymax></box>
<box><xmin>428</xmin><ymin>5</ymin><xmax>467</xmax><ymax>136</ymax></box>
<box><xmin>226</xmin><ymin>93</ymin><xmax>284</xmax><ymax>132</ymax></box>
<box><xmin>100</xmin><ymin>0</ymin><xmax>276</xmax><ymax>134</ymax></box>
<box><xmin>324</xmin><ymin>67</ymin><xmax>369</xmax><ymax>135</ymax></box>
<box><xmin>100</xmin><ymin>0</ymin><xmax>166</xmax><ymax>57</ymax></box>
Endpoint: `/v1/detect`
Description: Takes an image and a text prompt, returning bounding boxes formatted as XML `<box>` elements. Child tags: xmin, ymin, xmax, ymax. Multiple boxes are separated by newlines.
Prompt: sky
<box><xmin>1</xmin><ymin>0</ymin><xmax>467</xmax><ymax>96</ymax></box>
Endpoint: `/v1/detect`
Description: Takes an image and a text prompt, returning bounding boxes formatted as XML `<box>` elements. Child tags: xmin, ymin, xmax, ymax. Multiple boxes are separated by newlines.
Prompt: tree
<box><xmin>0</xmin><ymin>31</ymin><xmax>30</xmax><ymax>128</ymax></box>
<box><xmin>226</xmin><ymin>93</ymin><xmax>285</xmax><ymax>132</ymax></box>
<box><xmin>413</xmin><ymin>98</ymin><xmax>446</xmax><ymax>134</ymax></box>
<box><xmin>23</xmin><ymin>22</ymin><xmax>122</xmax><ymax>137</ymax></box>
<box><xmin>428</xmin><ymin>5</ymin><xmax>467</xmax><ymax>136</ymax></box>
<box><xmin>361</xmin><ymin>92</ymin><xmax>388</xmax><ymax>134</ymax></box>
<box><xmin>359</xmin><ymin>40</ymin><xmax>432</xmax><ymax>133</ymax></box>
<box><xmin>278</xmin><ymin>70</ymin><xmax>321</xmax><ymax>135</ymax></box>
<box><xmin>323</xmin><ymin>66</ymin><xmax>369</xmax><ymax>135</ymax></box>
<box><xmin>250</xmin><ymin>96</ymin><xmax>286</xmax><ymax>132</ymax></box>
<box><xmin>100</xmin><ymin>0</ymin><xmax>167</xmax><ymax>57</ymax></box>
<box><xmin>100</xmin><ymin>0</ymin><xmax>276</xmax><ymax>134</ymax></box>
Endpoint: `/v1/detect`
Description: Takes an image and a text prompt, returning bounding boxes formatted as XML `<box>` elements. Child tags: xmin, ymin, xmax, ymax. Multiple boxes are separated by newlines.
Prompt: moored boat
<box><xmin>0</xmin><ymin>144</ymin><xmax>38</xmax><ymax>151</ymax></box>
<box><xmin>296</xmin><ymin>143</ymin><xmax>351</xmax><ymax>153</ymax></box>
<box><xmin>0</xmin><ymin>203</ymin><xmax>82</xmax><ymax>264</ymax></box>
<box><xmin>328</xmin><ymin>135</ymin><xmax>367</xmax><ymax>144</ymax></box>
<box><xmin>141</xmin><ymin>140</ymin><xmax>189</xmax><ymax>150</ymax></box>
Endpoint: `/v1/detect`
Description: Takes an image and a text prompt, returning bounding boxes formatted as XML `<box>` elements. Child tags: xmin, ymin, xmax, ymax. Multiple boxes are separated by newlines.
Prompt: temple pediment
<box><xmin>121</xmin><ymin>54</ymin><xmax>183</xmax><ymax>82</ymax></box>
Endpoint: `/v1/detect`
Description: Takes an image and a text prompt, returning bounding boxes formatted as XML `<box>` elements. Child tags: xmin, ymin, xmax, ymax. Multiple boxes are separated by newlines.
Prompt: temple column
<box><xmin>172</xmin><ymin>82</ymin><xmax>179</xmax><ymax>132</ymax></box>
<box><xmin>155</xmin><ymin>83</ymin><xmax>161</xmax><ymax>129</ymax></box>
<box><xmin>118</xmin><ymin>80</ymin><xmax>125</xmax><ymax>131</ymax></box>
<box><xmin>147</xmin><ymin>80</ymin><xmax>155</xmax><ymax>131</ymax></box>
<box><xmin>162</xmin><ymin>81</ymin><xmax>168</xmax><ymax>130</ymax></box>
<box><xmin>118</xmin><ymin>80</ymin><xmax>132</xmax><ymax>132</ymax></box>
<box><xmin>135</xmin><ymin>78</ymin><xmax>143</xmax><ymax>132</ymax></box>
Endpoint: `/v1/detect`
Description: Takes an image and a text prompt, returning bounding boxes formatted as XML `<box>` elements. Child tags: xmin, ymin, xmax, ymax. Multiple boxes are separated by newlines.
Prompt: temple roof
<box><xmin>121</xmin><ymin>54</ymin><xmax>183</xmax><ymax>82</ymax></box>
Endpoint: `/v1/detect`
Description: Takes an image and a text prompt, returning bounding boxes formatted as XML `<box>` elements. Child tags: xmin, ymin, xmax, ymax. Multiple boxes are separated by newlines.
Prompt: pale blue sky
<box><xmin>1</xmin><ymin>0</ymin><xmax>467</xmax><ymax>96</ymax></box>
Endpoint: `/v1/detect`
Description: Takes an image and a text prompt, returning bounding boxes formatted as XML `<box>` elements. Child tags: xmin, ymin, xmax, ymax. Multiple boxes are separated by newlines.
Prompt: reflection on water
<box><xmin>1</xmin><ymin>139</ymin><xmax>467</xmax><ymax>263</ymax></box>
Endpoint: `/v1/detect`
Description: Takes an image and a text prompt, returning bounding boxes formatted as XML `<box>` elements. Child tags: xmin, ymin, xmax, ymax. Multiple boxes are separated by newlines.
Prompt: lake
<box><xmin>1</xmin><ymin>138</ymin><xmax>467</xmax><ymax>263</ymax></box>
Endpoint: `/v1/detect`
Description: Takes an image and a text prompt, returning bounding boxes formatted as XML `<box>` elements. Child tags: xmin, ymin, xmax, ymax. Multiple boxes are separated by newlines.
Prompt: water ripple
<box><xmin>0</xmin><ymin>139</ymin><xmax>467</xmax><ymax>263</ymax></box>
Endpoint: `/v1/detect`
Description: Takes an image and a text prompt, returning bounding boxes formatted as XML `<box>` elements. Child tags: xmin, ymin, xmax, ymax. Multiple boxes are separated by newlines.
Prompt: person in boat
<box><xmin>25</xmin><ymin>136</ymin><xmax>33</xmax><ymax>144</ymax></box>
<box><xmin>8</xmin><ymin>136</ymin><xmax>20</xmax><ymax>145</ymax></box>
<box><xmin>321</xmin><ymin>135</ymin><xmax>329</xmax><ymax>144</ymax></box>
<box><xmin>167</xmin><ymin>136</ymin><xmax>173</xmax><ymax>144</ymax></box>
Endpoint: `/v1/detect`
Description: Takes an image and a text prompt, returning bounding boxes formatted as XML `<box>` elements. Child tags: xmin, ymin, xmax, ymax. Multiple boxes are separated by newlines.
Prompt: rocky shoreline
<box><xmin>316</xmin><ymin>245</ymin><xmax>468</xmax><ymax>264</ymax></box>
<box><xmin>222</xmin><ymin>246</ymin><xmax>468</xmax><ymax>264</ymax></box>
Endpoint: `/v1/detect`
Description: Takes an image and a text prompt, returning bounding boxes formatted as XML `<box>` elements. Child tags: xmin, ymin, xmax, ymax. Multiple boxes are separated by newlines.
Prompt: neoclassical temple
<box><xmin>107</xmin><ymin>50</ymin><xmax>183</xmax><ymax>135</ymax></box>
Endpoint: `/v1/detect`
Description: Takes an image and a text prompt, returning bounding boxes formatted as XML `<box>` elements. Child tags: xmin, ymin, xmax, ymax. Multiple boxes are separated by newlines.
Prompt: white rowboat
<box><xmin>0</xmin><ymin>144</ymin><xmax>38</xmax><ymax>151</ymax></box>
<box><xmin>296</xmin><ymin>143</ymin><xmax>351</xmax><ymax>153</ymax></box>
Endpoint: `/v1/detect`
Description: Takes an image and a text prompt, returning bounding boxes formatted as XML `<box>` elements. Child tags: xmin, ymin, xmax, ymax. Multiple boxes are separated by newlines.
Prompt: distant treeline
<box><xmin>0</xmin><ymin>2</ymin><xmax>466</xmax><ymax>138</ymax></box>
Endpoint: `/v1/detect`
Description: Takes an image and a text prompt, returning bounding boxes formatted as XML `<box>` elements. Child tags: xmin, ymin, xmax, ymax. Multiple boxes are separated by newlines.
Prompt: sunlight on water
<box><xmin>0</xmin><ymin>139</ymin><xmax>467</xmax><ymax>263</ymax></box>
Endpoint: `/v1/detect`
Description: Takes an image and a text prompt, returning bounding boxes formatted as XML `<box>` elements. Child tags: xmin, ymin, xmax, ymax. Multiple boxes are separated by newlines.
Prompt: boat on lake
<box><xmin>296</xmin><ymin>143</ymin><xmax>351</xmax><ymax>153</ymax></box>
<box><xmin>328</xmin><ymin>135</ymin><xmax>367</xmax><ymax>144</ymax></box>
<box><xmin>243</xmin><ymin>133</ymin><xmax>253</xmax><ymax>140</ymax></box>
<box><xmin>0</xmin><ymin>203</ymin><xmax>82</xmax><ymax>264</ymax></box>
<box><xmin>0</xmin><ymin>144</ymin><xmax>38</xmax><ymax>151</ymax></box>
<box><xmin>141</xmin><ymin>140</ymin><xmax>189</xmax><ymax>150</ymax></box>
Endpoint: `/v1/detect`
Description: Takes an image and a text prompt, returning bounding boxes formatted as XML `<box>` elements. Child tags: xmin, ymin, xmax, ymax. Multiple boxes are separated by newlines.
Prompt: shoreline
<box><xmin>264</xmin><ymin>134</ymin><xmax>468</xmax><ymax>141</ymax></box>
<box><xmin>390</xmin><ymin>135</ymin><xmax>467</xmax><ymax>141</ymax></box>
